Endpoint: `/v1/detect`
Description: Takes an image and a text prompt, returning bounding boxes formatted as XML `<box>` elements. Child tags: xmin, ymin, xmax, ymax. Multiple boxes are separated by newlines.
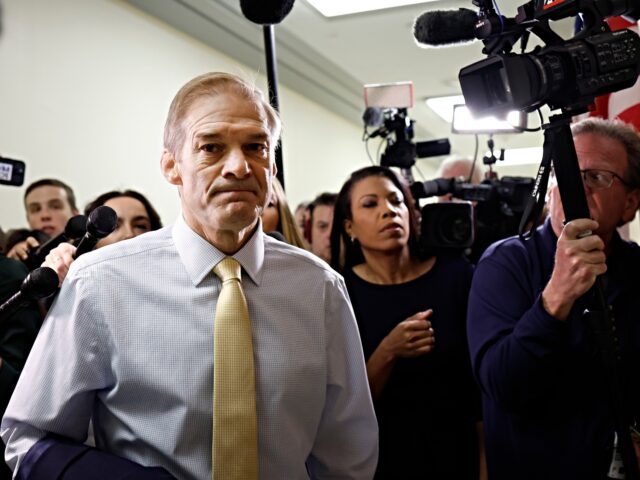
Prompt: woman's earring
<box><xmin>350</xmin><ymin>236</ymin><xmax>356</xmax><ymax>243</ymax></box>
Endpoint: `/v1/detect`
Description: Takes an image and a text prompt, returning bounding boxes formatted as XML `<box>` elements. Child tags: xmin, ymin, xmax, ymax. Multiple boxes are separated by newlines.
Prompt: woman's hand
<box><xmin>42</xmin><ymin>243</ymin><xmax>76</xmax><ymax>287</ymax></box>
<box><xmin>366</xmin><ymin>309</ymin><xmax>435</xmax><ymax>399</ymax></box>
<box><xmin>381</xmin><ymin>309</ymin><xmax>435</xmax><ymax>359</ymax></box>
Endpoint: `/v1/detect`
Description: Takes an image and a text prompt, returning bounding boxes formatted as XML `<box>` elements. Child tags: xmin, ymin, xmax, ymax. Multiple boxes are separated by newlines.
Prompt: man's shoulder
<box><xmin>71</xmin><ymin>227</ymin><xmax>174</xmax><ymax>273</ymax></box>
<box><xmin>480</xmin><ymin>223</ymin><xmax>551</xmax><ymax>265</ymax></box>
<box><xmin>263</xmin><ymin>236</ymin><xmax>341</xmax><ymax>281</ymax></box>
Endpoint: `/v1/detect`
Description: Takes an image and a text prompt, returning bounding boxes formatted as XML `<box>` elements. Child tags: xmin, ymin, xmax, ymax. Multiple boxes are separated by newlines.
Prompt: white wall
<box><xmin>0</xmin><ymin>0</ymin><xmax>381</xmax><ymax>231</ymax></box>
<box><xmin>2</xmin><ymin>0</ymin><xmax>637</xmax><ymax>242</ymax></box>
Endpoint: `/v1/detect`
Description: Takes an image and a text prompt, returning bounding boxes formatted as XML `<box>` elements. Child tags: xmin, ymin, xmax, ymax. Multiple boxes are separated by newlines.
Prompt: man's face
<box><xmin>162</xmin><ymin>91</ymin><xmax>276</xmax><ymax>239</ymax></box>
<box><xmin>311</xmin><ymin>204</ymin><xmax>334</xmax><ymax>262</ymax></box>
<box><xmin>549</xmin><ymin>132</ymin><xmax>640</xmax><ymax>244</ymax></box>
<box><xmin>25</xmin><ymin>185</ymin><xmax>76</xmax><ymax>237</ymax></box>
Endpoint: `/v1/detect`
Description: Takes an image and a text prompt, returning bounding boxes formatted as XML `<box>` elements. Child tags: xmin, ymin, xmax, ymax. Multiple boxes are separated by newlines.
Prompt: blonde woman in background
<box><xmin>261</xmin><ymin>177</ymin><xmax>309</xmax><ymax>249</ymax></box>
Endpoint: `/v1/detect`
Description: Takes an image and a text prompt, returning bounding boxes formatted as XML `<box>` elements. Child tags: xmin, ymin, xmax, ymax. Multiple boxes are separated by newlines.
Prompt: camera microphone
<box><xmin>239</xmin><ymin>0</ymin><xmax>295</xmax><ymax>24</ymax></box>
<box><xmin>0</xmin><ymin>267</ymin><xmax>59</xmax><ymax>323</ymax></box>
<box><xmin>74</xmin><ymin>206</ymin><xmax>118</xmax><ymax>259</ymax></box>
<box><xmin>413</xmin><ymin>8</ymin><xmax>479</xmax><ymax>47</ymax></box>
<box><xmin>363</xmin><ymin>107</ymin><xmax>384</xmax><ymax>127</ymax></box>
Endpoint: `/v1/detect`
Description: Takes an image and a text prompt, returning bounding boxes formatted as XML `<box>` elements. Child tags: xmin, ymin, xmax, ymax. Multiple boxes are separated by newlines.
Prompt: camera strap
<box><xmin>518</xmin><ymin>132</ymin><xmax>553</xmax><ymax>240</ymax></box>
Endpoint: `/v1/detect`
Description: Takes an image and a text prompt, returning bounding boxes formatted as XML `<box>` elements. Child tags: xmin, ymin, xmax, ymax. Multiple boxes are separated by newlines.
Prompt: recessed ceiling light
<box><xmin>305</xmin><ymin>0</ymin><xmax>432</xmax><ymax>17</ymax></box>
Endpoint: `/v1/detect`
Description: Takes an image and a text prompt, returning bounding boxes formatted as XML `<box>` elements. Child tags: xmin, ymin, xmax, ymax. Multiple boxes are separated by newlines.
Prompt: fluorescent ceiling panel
<box><xmin>425</xmin><ymin>95</ymin><xmax>465</xmax><ymax>123</ymax></box>
<box><xmin>306</xmin><ymin>0</ymin><xmax>432</xmax><ymax>17</ymax></box>
<box><xmin>502</xmin><ymin>147</ymin><xmax>543</xmax><ymax>166</ymax></box>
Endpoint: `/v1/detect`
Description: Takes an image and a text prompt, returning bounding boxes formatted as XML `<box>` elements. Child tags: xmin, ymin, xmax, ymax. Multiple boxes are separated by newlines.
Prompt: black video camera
<box><xmin>415</xmin><ymin>174</ymin><xmax>534</xmax><ymax>262</ymax></box>
<box><xmin>362</xmin><ymin>82</ymin><xmax>451</xmax><ymax>171</ymax></box>
<box><xmin>365</xmin><ymin>107</ymin><xmax>452</xmax><ymax>169</ymax></box>
<box><xmin>459</xmin><ymin>0</ymin><xmax>640</xmax><ymax>117</ymax></box>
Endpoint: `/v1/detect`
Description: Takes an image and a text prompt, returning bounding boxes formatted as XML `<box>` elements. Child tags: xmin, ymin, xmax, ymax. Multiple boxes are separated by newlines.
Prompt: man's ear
<box><xmin>161</xmin><ymin>150</ymin><xmax>182</xmax><ymax>185</ymax></box>
<box><xmin>621</xmin><ymin>188</ymin><xmax>640</xmax><ymax>224</ymax></box>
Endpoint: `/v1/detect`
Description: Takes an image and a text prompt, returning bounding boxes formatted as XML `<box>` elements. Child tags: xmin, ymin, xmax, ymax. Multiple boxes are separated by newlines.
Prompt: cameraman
<box><xmin>467</xmin><ymin>118</ymin><xmax>640</xmax><ymax>479</ymax></box>
<box><xmin>436</xmin><ymin>156</ymin><xmax>484</xmax><ymax>202</ymax></box>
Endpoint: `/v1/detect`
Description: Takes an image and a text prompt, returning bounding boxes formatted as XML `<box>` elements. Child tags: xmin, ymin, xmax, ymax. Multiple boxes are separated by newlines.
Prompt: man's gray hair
<box><xmin>571</xmin><ymin>117</ymin><xmax>640</xmax><ymax>189</ymax></box>
<box><xmin>436</xmin><ymin>156</ymin><xmax>484</xmax><ymax>184</ymax></box>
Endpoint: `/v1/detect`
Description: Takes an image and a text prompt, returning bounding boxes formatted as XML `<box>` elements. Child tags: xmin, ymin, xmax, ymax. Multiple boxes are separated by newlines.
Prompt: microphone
<box><xmin>73</xmin><ymin>206</ymin><xmax>118</xmax><ymax>259</ymax></box>
<box><xmin>239</xmin><ymin>0</ymin><xmax>295</xmax><ymax>25</ymax></box>
<box><xmin>413</xmin><ymin>8</ymin><xmax>479</xmax><ymax>47</ymax></box>
<box><xmin>0</xmin><ymin>267</ymin><xmax>59</xmax><ymax>323</ymax></box>
<box><xmin>29</xmin><ymin>214</ymin><xmax>88</xmax><ymax>266</ymax></box>
<box><xmin>363</xmin><ymin>107</ymin><xmax>384</xmax><ymax>128</ymax></box>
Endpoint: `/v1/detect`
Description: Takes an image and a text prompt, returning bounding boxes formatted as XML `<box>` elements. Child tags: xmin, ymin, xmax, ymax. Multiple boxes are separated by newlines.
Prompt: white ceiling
<box><xmin>126</xmin><ymin>0</ymin><xmax>576</xmax><ymax>167</ymax></box>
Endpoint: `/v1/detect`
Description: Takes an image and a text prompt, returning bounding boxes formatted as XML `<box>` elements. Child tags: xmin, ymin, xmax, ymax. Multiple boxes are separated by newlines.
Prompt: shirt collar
<box><xmin>172</xmin><ymin>215</ymin><xmax>265</xmax><ymax>287</ymax></box>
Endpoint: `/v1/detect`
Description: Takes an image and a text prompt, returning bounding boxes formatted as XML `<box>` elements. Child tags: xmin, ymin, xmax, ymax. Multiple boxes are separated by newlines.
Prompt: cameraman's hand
<box><xmin>42</xmin><ymin>243</ymin><xmax>76</xmax><ymax>287</ymax></box>
<box><xmin>6</xmin><ymin>237</ymin><xmax>40</xmax><ymax>261</ymax></box>
<box><xmin>542</xmin><ymin>219</ymin><xmax>606</xmax><ymax>321</ymax></box>
<box><xmin>380</xmin><ymin>310</ymin><xmax>435</xmax><ymax>359</ymax></box>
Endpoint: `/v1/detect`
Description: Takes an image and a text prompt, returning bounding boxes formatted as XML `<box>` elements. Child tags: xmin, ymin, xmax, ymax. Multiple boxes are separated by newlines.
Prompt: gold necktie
<box><xmin>212</xmin><ymin>257</ymin><xmax>258</xmax><ymax>479</ymax></box>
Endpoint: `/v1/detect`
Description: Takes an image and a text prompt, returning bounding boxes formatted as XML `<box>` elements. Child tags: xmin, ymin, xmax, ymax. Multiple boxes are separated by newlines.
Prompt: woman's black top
<box><xmin>344</xmin><ymin>255</ymin><xmax>480</xmax><ymax>479</ymax></box>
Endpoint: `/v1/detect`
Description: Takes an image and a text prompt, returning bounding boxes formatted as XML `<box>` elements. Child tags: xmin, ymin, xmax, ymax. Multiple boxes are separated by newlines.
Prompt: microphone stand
<box><xmin>262</xmin><ymin>24</ymin><xmax>285</xmax><ymax>190</ymax></box>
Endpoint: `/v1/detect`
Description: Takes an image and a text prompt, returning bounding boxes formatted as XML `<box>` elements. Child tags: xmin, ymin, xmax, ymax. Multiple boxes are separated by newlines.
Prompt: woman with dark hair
<box><xmin>84</xmin><ymin>190</ymin><xmax>162</xmax><ymax>248</ymax></box>
<box><xmin>330</xmin><ymin>166</ymin><xmax>485</xmax><ymax>479</ymax></box>
<box><xmin>43</xmin><ymin>190</ymin><xmax>162</xmax><ymax>284</ymax></box>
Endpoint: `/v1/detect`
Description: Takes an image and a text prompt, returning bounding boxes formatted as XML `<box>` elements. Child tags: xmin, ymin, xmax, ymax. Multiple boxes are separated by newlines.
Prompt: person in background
<box><xmin>3</xmin><ymin>230</ymin><xmax>50</xmax><ymax>258</ymax></box>
<box><xmin>467</xmin><ymin>118</ymin><xmax>640</xmax><ymax>479</ymax></box>
<box><xmin>5</xmin><ymin>179</ymin><xmax>79</xmax><ymax>262</ymax></box>
<box><xmin>436</xmin><ymin>156</ymin><xmax>485</xmax><ymax>203</ymax></box>
<box><xmin>3</xmin><ymin>72</ymin><xmax>377</xmax><ymax>479</ymax></box>
<box><xmin>43</xmin><ymin>189</ymin><xmax>162</xmax><ymax>284</ymax></box>
<box><xmin>294</xmin><ymin>201</ymin><xmax>309</xmax><ymax>238</ymax></box>
<box><xmin>260</xmin><ymin>178</ymin><xmax>308</xmax><ymax>249</ymax></box>
<box><xmin>0</xmin><ymin>254</ymin><xmax>42</xmax><ymax>480</ymax></box>
<box><xmin>308</xmin><ymin>192</ymin><xmax>337</xmax><ymax>263</ymax></box>
<box><xmin>83</xmin><ymin>190</ymin><xmax>162</xmax><ymax>248</ymax></box>
<box><xmin>330</xmin><ymin>165</ymin><xmax>485</xmax><ymax>479</ymax></box>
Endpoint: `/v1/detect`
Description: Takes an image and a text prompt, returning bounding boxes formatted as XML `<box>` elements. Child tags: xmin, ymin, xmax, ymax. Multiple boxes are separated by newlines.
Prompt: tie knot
<box><xmin>214</xmin><ymin>257</ymin><xmax>242</xmax><ymax>283</ymax></box>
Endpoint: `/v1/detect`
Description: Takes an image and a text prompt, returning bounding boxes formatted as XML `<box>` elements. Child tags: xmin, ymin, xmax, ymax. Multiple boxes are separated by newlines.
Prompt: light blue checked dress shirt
<box><xmin>2</xmin><ymin>215</ymin><xmax>378</xmax><ymax>479</ymax></box>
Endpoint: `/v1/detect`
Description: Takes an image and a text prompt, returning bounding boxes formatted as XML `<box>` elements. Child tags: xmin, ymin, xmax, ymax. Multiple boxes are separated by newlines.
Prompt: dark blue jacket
<box><xmin>468</xmin><ymin>219</ymin><xmax>640</xmax><ymax>479</ymax></box>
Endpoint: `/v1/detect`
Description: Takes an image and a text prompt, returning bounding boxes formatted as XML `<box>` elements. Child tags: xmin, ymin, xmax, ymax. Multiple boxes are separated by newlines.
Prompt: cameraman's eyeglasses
<box><xmin>580</xmin><ymin>169</ymin><xmax>629</xmax><ymax>190</ymax></box>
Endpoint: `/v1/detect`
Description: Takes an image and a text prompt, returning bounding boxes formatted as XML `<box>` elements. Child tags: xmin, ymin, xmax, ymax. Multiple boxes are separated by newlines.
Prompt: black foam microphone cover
<box><xmin>74</xmin><ymin>206</ymin><xmax>118</xmax><ymax>258</ymax></box>
<box><xmin>363</xmin><ymin>107</ymin><xmax>384</xmax><ymax>127</ymax></box>
<box><xmin>65</xmin><ymin>214</ymin><xmax>89</xmax><ymax>239</ymax></box>
<box><xmin>413</xmin><ymin>8</ymin><xmax>478</xmax><ymax>47</ymax></box>
<box><xmin>87</xmin><ymin>206</ymin><xmax>118</xmax><ymax>238</ymax></box>
<box><xmin>0</xmin><ymin>267</ymin><xmax>59</xmax><ymax>323</ymax></box>
<box><xmin>239</xmin><ymin>0</ymin><xmax>296</xmax><ymax>25</ymax></box>
<box><xmin>21</xmin><ymin>267</ymin><xmax>60</xmax><ymax>300</ymax></box>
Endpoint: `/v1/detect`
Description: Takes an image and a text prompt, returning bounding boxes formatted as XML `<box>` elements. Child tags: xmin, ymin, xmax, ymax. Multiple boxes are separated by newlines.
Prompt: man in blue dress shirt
<box><xmin>467</xmin><ymin>117</ymin><xmax>640</xmax><ymax>479</ymax></box>
<box><xmin>1</xmin><ymin>72</ymin><xmax>378</xmax><ymax>479</ymax></box>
